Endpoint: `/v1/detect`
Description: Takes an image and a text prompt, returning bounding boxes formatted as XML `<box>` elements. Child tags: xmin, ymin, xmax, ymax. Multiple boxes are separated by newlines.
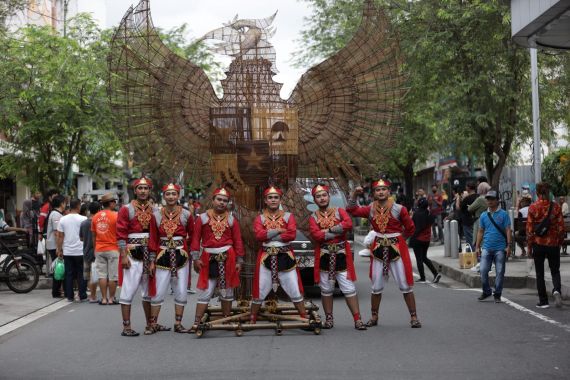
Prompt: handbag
<box><xmin>534</xmin><ymin>201</ymin><xmax>554</xmax><ymax>237</ymax></box>
<box><xmin>53</xmin><ymin>257</ymin><xmax>65</xmax><ymax>281</ymax></box>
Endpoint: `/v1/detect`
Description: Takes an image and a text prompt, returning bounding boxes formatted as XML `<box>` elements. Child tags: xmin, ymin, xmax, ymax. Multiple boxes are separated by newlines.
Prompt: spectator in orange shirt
<box><xmin>527</xmin><ymin>182</ymin><xmax>565</xmax><ymax>309</ymax></box>
<box><xmin>92</xmin><ymin>193</ymin><xmax>120</xmax><ymax>305</ymax></box>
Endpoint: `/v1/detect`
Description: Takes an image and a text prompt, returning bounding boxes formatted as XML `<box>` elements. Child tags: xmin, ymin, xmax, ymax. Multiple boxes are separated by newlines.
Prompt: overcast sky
<box><xmin>87</xmin><ymin>0</ymin><xmax>315</xmax><ymax>98</ymax></box>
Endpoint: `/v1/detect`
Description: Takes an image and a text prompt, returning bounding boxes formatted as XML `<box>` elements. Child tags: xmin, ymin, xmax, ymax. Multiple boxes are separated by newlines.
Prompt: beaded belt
<box><xmin>321</xmin><ymin>243</ymin><xmax>345</xmax><ymax>283</ymax></box>
<box><xmin>208</xmin><ymin>251</ymin><xmax>229</xmax><ymax>289</ymax></box>
<box><xmin>264</xmin><ymin>245</ymin><xmax>290</xmax><ymax>256</ymax></box>
<box><xmin>159</xmin><ymin>238</ymin><xmax>184</xmax><ymax>249</ymax></box>
<box><xmin>373</xmin><ymin>237</ymin><xmax>400</xmax><ymax>278</ymax></box>
<box><xmin>128</xmin><ymin>237</ymin><xmax>148</xmax><ymax>245</ymax></box>
<box><xmin>264</xmin><ymin>245</ymin><xmax>291</xmax><ymax>292</ymax></box>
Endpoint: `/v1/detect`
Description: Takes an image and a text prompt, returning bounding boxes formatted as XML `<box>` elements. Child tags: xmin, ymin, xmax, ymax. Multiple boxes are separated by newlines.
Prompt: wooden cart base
<box><xmin>194</xmin><ymin>301</ymin><xmax>322</xmax><ymax>338</ymax></box>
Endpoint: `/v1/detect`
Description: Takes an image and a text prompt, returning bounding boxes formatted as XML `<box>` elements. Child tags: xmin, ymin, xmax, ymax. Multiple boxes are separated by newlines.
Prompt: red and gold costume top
<box><xmin>253</xmin><ymin>209</ymin><xmax>296</xmax><ymax>244</ymax></box>
<box><xmin>347</xmin><ymin>199</ymin><xmax>414</xmax><ymax>237</ymax></box>
<box><xmin>309</xmin><ymin>207</ymin><xmax>352</xmax><ymax>244</ymax></box>
<box><xmin>117</xmin><ymin>200</ymin><xmax>156</xmax><ymax>244</ymax></box>
<box><xmin>190</xmin><ymin>209</ymin><xmax>244</xmax><ymax>257</ymax></box>
<box><xmin>148</xmin><ymin>205</ymin><xmax>193</xmax><ymax>253</ymax></box>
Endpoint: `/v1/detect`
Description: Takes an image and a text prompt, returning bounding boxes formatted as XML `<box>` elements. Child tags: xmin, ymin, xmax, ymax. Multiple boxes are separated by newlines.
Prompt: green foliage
<box><xmin>295</xmin><ymin>0</ymin><xmax>569</xmax><ymax>190</ymax></box>
<box><xmin>0</xmin><ymin>14</ymin><xmax>121</xmax><ymax>193</ymax></box>
<box><xmin>542</xmin><ymin>148</ymin><xmax>570</xmax><ymax>196</ymax></box>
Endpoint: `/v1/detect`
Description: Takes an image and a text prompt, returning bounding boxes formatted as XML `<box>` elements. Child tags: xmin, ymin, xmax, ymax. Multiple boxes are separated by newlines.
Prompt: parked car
<box><xmin>291</xmin><ymin>181</ymin><xmax>354</xmax><ymax>287</ymax></box>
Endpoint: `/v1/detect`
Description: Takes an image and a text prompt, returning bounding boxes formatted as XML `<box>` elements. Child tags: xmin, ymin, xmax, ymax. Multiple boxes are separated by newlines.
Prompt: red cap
<box><xmin>371</xmin><ymin>179</ymin><xmax>391</xmax><ymax>189</ymax></box>
<box><xmin>212</xmin><ymin>187</ymin><xmax>231</xmax><ymax>199</ymax></box>
<box><xmin>132</xmin><ymin>177</ymin><xmax>153</xmax><ymax>189</ymax></box>
<box><xmin>263</xmin><ymin>186</ymin><xmax>283</xmax><ymax>197</ymax></box>
<box><xmin>161</xmin><ymin>183</ymin><xmax>181</xmax><ymax>193</ymax></box>
<box><xmin>311</xmin><ymin>184</ymin><xmax>329</xmax><ymax>197</ymax></box>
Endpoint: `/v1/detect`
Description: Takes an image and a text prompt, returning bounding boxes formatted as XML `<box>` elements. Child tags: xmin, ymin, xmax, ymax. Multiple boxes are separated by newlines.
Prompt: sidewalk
<box><xmin>354</xmin><ymin>234</ymin><xmax>570</xmax><ymax>299</ymax></box>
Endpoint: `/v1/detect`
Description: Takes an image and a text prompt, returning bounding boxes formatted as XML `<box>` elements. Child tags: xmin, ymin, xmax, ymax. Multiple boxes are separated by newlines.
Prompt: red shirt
<box><xmin>148</xmin><ymin>207</ymin><xmax>194</xmax><ymax>253</ymax></box>
<box><xmin>526</xmin><ymin>199</ymin><xmax>565</xmax><ymax>248</ymax></box>
<box><xmin>308</xmin><ymin>207</ymin><xmax>352</xmax><ymax>244</ymax></box>
<box><xmin>253</xmin><ymin>211</ymin><xmax>296</xmax><ymax>244</ymax></box>
<box><xmin>190</xmin><ymin>211</ymin><xmax>244</xmax><ymax>257</ymax></box>
<box><xmin>347</xmin><ymin>201</ymin><xmax>415</xmax><ymax>237</ymax></box>
<box><xmin>116</xmin><ymin>201</ymin><xmax>155</xmax><ymax>243</ymax></box>
<box><xmin>39</xmin><ymin>202</ymin><xmax>50</xmax><ymax>232</ymax></box>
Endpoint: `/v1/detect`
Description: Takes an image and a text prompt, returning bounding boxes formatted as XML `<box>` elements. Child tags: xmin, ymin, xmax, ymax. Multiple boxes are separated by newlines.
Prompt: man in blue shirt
<box><xmin>475</xmin><ymin>190</ymin><xmax>512</xmax><ymax>303</ymax></box>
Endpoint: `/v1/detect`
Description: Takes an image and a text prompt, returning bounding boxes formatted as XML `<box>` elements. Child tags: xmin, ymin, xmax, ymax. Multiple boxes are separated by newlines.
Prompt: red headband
<box><xmin>161</xmin><ymin>183</ymin><xmax>181</xmax><ymax>193</ymax></box>
<box><xmin>132</xmin><ymin>177</ymin><xmax>153</xmax><ymax>189</ymax></box>
<box><xmin>213</xmin><ymin>187</ymin><xmax>231</xmax><ymax>199</ymax></box>
<box><xmin>263</xmin><ymin>186</ymin><xmax>283</xmax><ymax>197</ymax></box>
<box><xmin>311</xmin><ymin>184</ymin><xmax>329</xmax><ymax>197</ymax></box>
<box><xmin>372</xmin><ymin>179</ymin><xmax>391</xmax><ymax>189</ymax></box>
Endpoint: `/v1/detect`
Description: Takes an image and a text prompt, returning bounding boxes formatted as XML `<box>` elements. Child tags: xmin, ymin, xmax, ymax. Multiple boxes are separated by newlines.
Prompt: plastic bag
<box><xmin>90</xmin><ymin>261</ymin><xmax>98</xmax><ymax>284</ymax></box>
<box><xmin>53</xmin><ymin>257</ymin><xmax>65</xmax><ymax>281</ymax></box>
<box><xmin>36</xmin><ymin>239</ymin><xmax>45</xmax><ymax>255</ymax></box>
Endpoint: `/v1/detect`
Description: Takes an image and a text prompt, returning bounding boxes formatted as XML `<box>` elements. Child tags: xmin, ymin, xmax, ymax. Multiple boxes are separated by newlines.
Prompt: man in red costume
<box><xmin>190</xmin><ymin>187</ymin><xmax>244</xmax><ymax>330</ymax></box>
<box><xmin>250</xmin><ymin>186</ymin><xmax>306</xmax><ymax>323</ymax></box>
<box><xmin>117</xmin><ymin>177</ymin><xmax>157</xmax><ymax>337</ymax></box>
<box><xmin>347</xmin><ymin>179</ymin><xmax>422</xmax><ymax>328</ymax></box>
<box><xmin>309</xmin><ymin>184</ymin><xmax>367</xmax><ymax>330</ymax></box>
<box><xmin>148</xmin><ymin>183</ymin><xmax>194</xmax><ymax>334</ymax></box>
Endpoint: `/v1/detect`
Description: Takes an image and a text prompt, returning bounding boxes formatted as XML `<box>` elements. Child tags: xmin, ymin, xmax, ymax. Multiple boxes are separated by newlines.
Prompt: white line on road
<box><xmin>454</xmin><ymin>288</ymin><xmax>570</xmax><ymax>333</ymax></box>
<box><xmin>0</xmin><ymin>300</ymin><xmax>70</xmax><ymax>337</ymax></box>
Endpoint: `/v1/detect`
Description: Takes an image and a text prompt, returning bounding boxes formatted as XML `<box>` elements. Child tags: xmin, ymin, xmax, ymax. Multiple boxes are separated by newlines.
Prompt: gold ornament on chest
<box><xmin>263</xmin><ymin>210</ymin><xmax>285</xmax><ymax>230</ymax></box>
<box><xmin>208</xmin><ymin>210</ymin><xmax>229</xmax><ymax>240</ymax></box>
<box><xmin>316</xmin><ymin>208</ymin><xmax>337</xmax><ymax>229</ymax></box>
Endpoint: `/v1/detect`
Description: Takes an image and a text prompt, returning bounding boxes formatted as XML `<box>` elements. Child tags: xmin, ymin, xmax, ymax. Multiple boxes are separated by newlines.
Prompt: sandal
<box><xmin>154</xmin><ymin>324</ymin><xmax>171</xmax><ymax>332</ymax></box>
<box><xmin>121</xmin><ymin>329</ymin><xmax>140</xmax><ymax>337</ymax></box>
<box><xmin>366</xmin><ymin>311</ymin><xmax>379</xmax><ymax>327</ymax></box>
<box><xmin>354</xmin><ymin>319</ymin><xmax>368</xmax><ymax>330</ymax></box>
<box><xmin>410</xmin><ymin>319</ymin><xmax>422</xmax><ymax>328</ymax></box>
<box><xmin>174</xmin><ymin>324</ymin><xmax>190</xmax><ymax>333</ymax></box>
<box><xmin>144</xmin><ymin>325</ymin><xmax>156</xmax><ymax>335</ymax></box>
<box><xmin>323</xmin><ymin>314</ymin><xmax>334</xmax><ymax>329</ymax></box>
<box><xmin>410</xmin><ymin>311</ymin><xmax>421</xmax><ymax>328</ymax></box>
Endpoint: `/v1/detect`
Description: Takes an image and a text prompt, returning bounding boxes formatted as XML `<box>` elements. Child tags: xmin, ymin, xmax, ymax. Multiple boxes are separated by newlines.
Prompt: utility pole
<box><xmin>530</xmin><ymin>48</ymin><xmax>541</xmax><ymax>183</ymax></box>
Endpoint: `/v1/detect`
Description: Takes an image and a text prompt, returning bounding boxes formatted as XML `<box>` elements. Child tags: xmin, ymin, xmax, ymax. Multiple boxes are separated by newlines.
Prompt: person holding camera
<box><xmin>527</xmin><ymin>182</ymin><xmax>565</xmax><ymax>308</ymax></box>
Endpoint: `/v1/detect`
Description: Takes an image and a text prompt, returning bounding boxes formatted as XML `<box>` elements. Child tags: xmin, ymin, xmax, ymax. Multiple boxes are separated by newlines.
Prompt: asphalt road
<box><xmin>1</xmin><ymin>242</ymin><xmax>569</xmax><ymax>380</ymax></box>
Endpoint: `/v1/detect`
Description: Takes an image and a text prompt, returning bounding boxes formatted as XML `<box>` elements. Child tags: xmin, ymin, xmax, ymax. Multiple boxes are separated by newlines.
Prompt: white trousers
<box><xmin>253</xmin><ymin>265</ymin><xmax>303</xmax><ymax>304</ymax></box>
<box><xmin>371</xmin><ymin>258</ymin><xmax>413</xmax><ymax>294</ymax></box>
<box><xmin>319</xmin><ymin>271</ymin><xmax>356</xmax><ymax>297</ymax></box>
<box><xmin>196</xmin><ymin>279</ymin><xmax>234</xmax><ymax>304</ymax></box>
<box><xmin>151</xmin><ymin>263</ymin><xmax>189</xmax><ymax>306</ymax></box>
<box><xmin>119</xmin><ymin>258</ymin><xmax>150</xmax><ymax>305</ymax></box>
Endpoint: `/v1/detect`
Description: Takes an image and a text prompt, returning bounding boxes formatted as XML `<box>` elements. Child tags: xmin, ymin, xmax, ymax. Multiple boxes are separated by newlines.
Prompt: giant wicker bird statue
<box><xmin>108</xmin><ymin>0</ymin><xmax>404</xmax><ymax>297</ymax></box>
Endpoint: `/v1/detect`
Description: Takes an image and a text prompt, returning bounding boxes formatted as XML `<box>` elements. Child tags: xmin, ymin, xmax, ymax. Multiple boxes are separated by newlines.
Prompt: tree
<box><xmin>542</xmin><ymin>148</ymin><xmax>570</xmax><ymax>196</ymax></box>
<box><xmin>295</xmin><ymin>0</ymin><xmax>569</xmax><ymax>190</ymax></box>
<box><xmin>0</xmin><ymin>14</ymin><xmax>121</xmax><ymax>193</ymax></box>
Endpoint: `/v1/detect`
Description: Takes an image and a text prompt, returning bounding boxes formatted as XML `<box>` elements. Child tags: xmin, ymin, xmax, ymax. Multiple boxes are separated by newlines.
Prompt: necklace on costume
<box><xmin>373</xmin><ymin>200</ymin><xmax>393</xmax><ymax>233</ymax></box>
<box><xmin>208</xmin><ymin>209</ymin><xmax>229</xmax><ymax>240</ymax></box>
<box><xmin>263</xmin><ymin>209</ymin><xmax>284</xmax><ymax>229</ymax></box>
<box><xmin>316</xmin><ymin>207</ymin><xmax>337</xmax><ymax>229</ymax></box>
<box><xmin>161</xmin><ymin>206</ymin><xmax>182</xmax><ymax>239</ymax></box>
<box><xmin>133</xmin><ymin>200</ymin><xmax>152</xmax><ymax>230</ymax></box>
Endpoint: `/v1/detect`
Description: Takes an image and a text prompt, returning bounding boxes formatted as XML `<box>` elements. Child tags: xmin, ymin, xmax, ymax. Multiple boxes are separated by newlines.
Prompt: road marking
<box><xmin>454</xmin><ymin>288</ymin><xmax>570</xmax><ymax>333</ymax></box>
<box><xmin>0</xmin><ymin>300</ymin><xmax>69</xmax><ymax>337</ymax></box>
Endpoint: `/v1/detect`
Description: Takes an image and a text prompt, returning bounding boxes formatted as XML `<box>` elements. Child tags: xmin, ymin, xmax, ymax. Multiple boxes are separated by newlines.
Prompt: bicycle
<box><xmin>0</xmin><ymin>232</ymin><xmax>40</xmax><ymax>293</ymax></box>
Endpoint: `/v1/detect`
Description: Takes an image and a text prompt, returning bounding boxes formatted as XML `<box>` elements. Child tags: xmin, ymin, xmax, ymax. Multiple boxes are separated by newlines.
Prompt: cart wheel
<box><xmin>313</xmin><ymin>327</ymin><xmax>321</xmax><ymax>335</ymax></box>
<box><xmin>196</xmin><ymin>329</ymin><xmax>204</xmax><ymax>338</ymax></box>
<box><xmin>235</xmin><ymin>329</ymin><xmax>243</xmax><ymax>337</ymax></box>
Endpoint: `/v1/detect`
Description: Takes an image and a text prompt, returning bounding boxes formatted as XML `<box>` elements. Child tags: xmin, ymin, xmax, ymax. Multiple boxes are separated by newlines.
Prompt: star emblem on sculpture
<box><xmin>244</xmin><ymin>147</ymin><xmax>264</xmax><ymax>171</ymax></box>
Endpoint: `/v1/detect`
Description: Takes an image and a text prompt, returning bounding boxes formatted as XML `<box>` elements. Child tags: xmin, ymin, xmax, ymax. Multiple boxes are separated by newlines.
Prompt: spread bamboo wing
<box><xmin>108</xmin><ymin>0</ymin><xmax>218</xmax><ymax>180</ymax></box>
<box><xmin>289</xmin><ymin>0</ymin><xmax>405</xmax><ymax>183</ymax></box>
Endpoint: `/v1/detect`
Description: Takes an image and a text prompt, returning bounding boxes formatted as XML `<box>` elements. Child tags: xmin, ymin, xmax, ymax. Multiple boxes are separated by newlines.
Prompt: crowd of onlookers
<box><xmin>1</xmin><ymin>189</ymin><xmax>203</xmax><ymax>303</ymax></box>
